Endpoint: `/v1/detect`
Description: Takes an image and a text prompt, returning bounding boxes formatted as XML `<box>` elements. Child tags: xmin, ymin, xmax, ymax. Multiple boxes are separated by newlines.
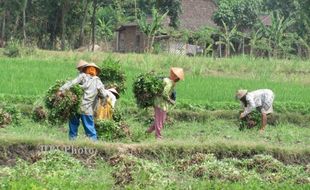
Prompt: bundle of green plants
<box><xmin>32</xmin><ymin>106</ymin><xmax>47</xmax><ymax>122</ymax></box>
<box><xmin>133</xmin><ymin>72</ymin><xmax>164</xmax><ymax>108</ymax></box>
<box><xmin>95</xmin><ymin>120</ymin><xmax>130</xmax><ymax>141</ymax></box>
<box><xmin>0</xmin><ymin>104</ymin><xmax>21</xmax><ymax>127</ymax></box>
<box><xmin>98</xmin><ymin>57</ymin><xmax>126</xmax><ymax>93</ymax></box>
<box><xmin>239</xmin><ymin>110</ymin><xmax>261</xmax><ymax>131</ymax></box>
<box><xmin>44</xmin><ymin>80</ymin><xmax>83</xmax><ymax>124</ymax></box>
<box><xmin>0</xmin><ymin>108</ymin><xmax>12</xmax><ymax>128</ymax></box>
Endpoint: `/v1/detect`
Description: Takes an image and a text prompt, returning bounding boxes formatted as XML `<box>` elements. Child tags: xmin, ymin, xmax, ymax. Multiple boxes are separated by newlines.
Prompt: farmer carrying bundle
<box><xmin>236</xmin><ymin>89</ymin><xmax>275</xmax><ymax>133</ymax></box>
<box><xmin>146</xmin><ymin>67</ymin><xmax>184</xmax><ymax>139</ymax></box>
<box><xmin>57</xmin><ymin>60</ymin><xmax>108</xmax><ymax>141</ymax></box>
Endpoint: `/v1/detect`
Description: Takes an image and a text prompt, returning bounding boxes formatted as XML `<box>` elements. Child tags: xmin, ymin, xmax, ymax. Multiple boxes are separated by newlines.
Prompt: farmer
<box><xmin>95</xmin><ymin>88</ymin><xmax>120</xmax><ymax>120</ymax></box>
<box><xmin>236</xmin><ymin>89</ymin><xmax>275</xmax><ymax>133</ymax></box>
<box><xmin>58</xmin><ymin>62</ymin><xmax>107</xmax><ymax>141</ymax></box>
<box><xmin>146</xmin><ymin>67</ymin><xmax>184</xmax><ymax>139</ymax></box>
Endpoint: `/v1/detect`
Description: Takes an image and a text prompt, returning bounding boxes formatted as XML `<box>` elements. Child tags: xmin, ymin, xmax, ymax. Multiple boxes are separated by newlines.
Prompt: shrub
<box><xmin>98</xmin><ymin>57</ymin><xmax>126</xmax><ymax>93</ymax></box>
<box><xmin>133</xmin><ymin>72</ymin><xmax>164</xmax><ymax>108</ymax></box>
<box><xmin>44</xmin><ymin>80</ymin><xmax>83</xmax><ymax>124</ymax></box>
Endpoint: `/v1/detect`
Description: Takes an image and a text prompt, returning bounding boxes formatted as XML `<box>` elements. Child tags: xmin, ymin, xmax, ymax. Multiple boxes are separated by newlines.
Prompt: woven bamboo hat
<box><xmin>108</xmin><ymin>88</ymin><xmax>120</xmax><ymax>99</ymax></box>
<box><xmin>236</xmin><ymin>89</ymin><xmax>248</xmax><ymax>100</ymax></box>
<box><xmin>76</xmin><ymin>60</ymin><xmax>88</xmax><ymax>70</ymax></box>
<box><xmin>170</xmin><ymin>67</ymin><xmax>184</xmax><ymax>80</ymax></box>
<box><xmin>85</xmin><ymin>62</ymin><xmax>101</xmax><ymax>74</ymax></box>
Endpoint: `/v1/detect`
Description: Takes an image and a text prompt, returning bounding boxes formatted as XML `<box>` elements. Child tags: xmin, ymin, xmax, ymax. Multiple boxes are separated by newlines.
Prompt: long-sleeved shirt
<box><xmin>154</xmin><ymin>78</ymin><xmax>175</xmax><ymax>111</ymax></box>
<box><xmin>60</xmin><ymin>73</ymin><xmax>107</xmax><ymax>115</ymax></box>
<box><xmin>241</xmin><ymin>89</ymin><xmax>275</xmax><ymax>117</ymax></box>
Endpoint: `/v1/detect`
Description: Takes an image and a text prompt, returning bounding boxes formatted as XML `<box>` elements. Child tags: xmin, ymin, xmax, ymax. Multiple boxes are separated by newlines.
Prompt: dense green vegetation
<box><xmin>1</xmin><ymin>0</ymin><xmax>310</xmax><ymax>57</ymax></box>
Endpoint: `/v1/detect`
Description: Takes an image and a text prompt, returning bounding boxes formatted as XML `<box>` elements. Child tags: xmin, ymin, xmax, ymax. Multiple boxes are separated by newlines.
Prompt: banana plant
<box><xmin>137</xmin><ymin>7</ymin><xmax>168</xmax><ymax>53</ymax></box>
<box><xmin>215</xmin><ymin>20</ymin><xmax>241</xmax><ymax>57</ymax></box>
<box><xmin>97</xmin><ymin>18</ymin><xmax>113</xmax><ymax>50</ymax></box>
<box><xmin>264</xmin><ymin>12</ymin><xmax>296</xmax><ymax>58</ymax></box>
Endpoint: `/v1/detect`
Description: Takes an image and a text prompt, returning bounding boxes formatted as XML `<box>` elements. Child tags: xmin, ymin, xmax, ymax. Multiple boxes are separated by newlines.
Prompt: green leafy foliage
<box><xmin>239</xmin><ymin>110</ymin><xmax>261</xmax><ymax>130</ymax></box>
<box><xmin>133</xmin><ymin>72</ymin><xmax>164</xmax><ymax>108</ymax></box>
<box><xmin>44</xmin><ymin>80</ymin><xmax>83</xmax><ymax>124</ymax></box>
<box><xmin>0</xmin><ymin>109</ymin><xmax>12</xmax><ymax>128</ymax></box>
<box><xmin>0</xmin><ymin>104</ymin><xmax>22</xmax><ymax>127</ymax></box>
<box><xmin>32</xmin><ymin>106</ymin><xmax>47</xmax><ymax>122</ymax></box>
<box><xmin>213</xmin><ymin>0</ymin><xmax>261</xmax><ymax>30</ymax></box>
<box><xmin>98</xmin><ymin>57</ymin><xmax>126</xmax><ymax>93</ymax></box>
<box><xmin>95</xmin><ymin>120</ymin><xmax>129</xmax><ymax>141</ymax></box>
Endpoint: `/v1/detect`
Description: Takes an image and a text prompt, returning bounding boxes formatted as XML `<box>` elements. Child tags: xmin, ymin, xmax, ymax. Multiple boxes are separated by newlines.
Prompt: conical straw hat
<box><xmin>86</xmin><ymin>62</ymin><xmax>101</xmax><ymax>74</ymax></box>
<box><xmin>76</xmin><ymin>60</ymin><xmax>88</xmax><ymax>69</ymax></box>
<box><xmin>236</xmin><ymin>89</ymin><xmax>248</xmax><ymax>99</ymax></box>
<box><xmin>170</xmin><ymin>67</ymin><xmax>184</xmax><ymax>80</ymax></box>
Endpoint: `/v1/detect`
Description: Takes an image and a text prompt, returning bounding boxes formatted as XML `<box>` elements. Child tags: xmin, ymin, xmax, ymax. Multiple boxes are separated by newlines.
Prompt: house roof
<box><xmin>179</xmin><ymin>0</ymin><xmax>218</xmax><ymax>31</ymax></box>
<box><xmin>116</xmin><ymin>22</ymin><xmax>138</xmax><ymax>31</ymax></box>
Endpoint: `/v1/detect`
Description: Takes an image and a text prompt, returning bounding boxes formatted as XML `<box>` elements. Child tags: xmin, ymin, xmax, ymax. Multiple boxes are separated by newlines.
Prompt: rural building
<box><xmin>115</xmin><ymin>0</ymin><xmax>218</xmax><ymax>53</ymax></box>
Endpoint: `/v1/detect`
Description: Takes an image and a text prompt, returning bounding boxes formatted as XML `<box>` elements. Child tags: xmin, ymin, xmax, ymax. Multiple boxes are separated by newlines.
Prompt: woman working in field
<box><xmin>236</xmin><ymin>89</ymin><xmax>275</xmax><ymax>133</ymax></box>
<box><xmin>58</xmin><ymin>61</ymin><xmax>107</xmax><ymax>141</ymax></box>
<box><xmin>146</xmin><ymin>67</ymin><xmax>184</xmax><ymax>139</ymax></box>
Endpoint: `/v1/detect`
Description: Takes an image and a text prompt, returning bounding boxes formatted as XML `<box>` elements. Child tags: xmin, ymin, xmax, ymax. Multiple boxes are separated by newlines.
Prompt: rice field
<box><xmin>0</xmin><ymin>51</ymin><xmax>310</xmax><ymax>189</ymax></box>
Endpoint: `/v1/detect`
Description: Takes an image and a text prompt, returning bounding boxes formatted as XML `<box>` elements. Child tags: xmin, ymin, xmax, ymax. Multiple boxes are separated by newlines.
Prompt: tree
<box><xmin>156</xmin><ymin>0</ymin><xmax>181</xmax><ymax>28</ymax></box>
<box><xmin>137</xmin><ymin>7</ymin><xmax>168</xmax><ymax>53</ymax></box>
<box><xmin>191</xmin><ymin>27</ymin><xmax>216</xmax><ymax>56</ymax></box>
<box><xmin>215</xmin><ymin>20</ymin><xmax>240</xmax><ymax>57</ymax></box>
<box><xmin>213</xmin><ymin>0</ymin><xmax>262</xmax><ymax>31</ymax></box>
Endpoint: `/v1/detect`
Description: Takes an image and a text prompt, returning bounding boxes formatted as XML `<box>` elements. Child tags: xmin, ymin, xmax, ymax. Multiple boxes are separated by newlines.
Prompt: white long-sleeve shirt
<box><xmin>60</xmin><ymin>73</ymin><xmax>107</xmax><ymax>115</ymax></box>
<box><xmin>241</xmin><ymin>89</ymin><xmax>274</xmax><ymax>117</ymax></box>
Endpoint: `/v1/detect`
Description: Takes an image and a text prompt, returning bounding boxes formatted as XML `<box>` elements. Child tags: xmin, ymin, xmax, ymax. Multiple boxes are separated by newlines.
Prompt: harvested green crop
<box><xmin>239</xmin><ymin>110</ymin><xmax>261</xmax><ymax>130</ymax></box>
<box><xmin>95</xmin><ymin>120</ymin><xmax>130</xmax><ymax>141</ymax></box>
<box><xmin>44</xmin><ymin>80</ymin><xmax>83</xmax><ymax>124</ymax></box>
<box><xmin>0</xmin><ymin>109</ymin><xmax>12</xmax><ymax>128</ymax></box>
<box><xmin>98</xmin><ymin>57</ymin><xmax>126</xmax><ymax>93</ymax></box>
<box><xmin>32</xmin><ymin>106</ymin><xmax>47</xmax><ymax>122</ymax></box>
<box><xmin>133</xmin><ymin>72</ymin><xmax>164</xmax><ymax>108</ymax></box>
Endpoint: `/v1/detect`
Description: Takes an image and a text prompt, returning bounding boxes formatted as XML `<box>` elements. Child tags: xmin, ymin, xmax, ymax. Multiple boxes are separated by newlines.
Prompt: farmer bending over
<box><xmin>146</xmin><ymin>67</ymin><xmax>184</xmax><ymax>139</ymax></box>
<box><xmin>58</xmin><ymin>61</ymin><xmax>107</xmax><ymax>141</ymax></box>
<box><xmin>236</xmin><ymin>89</ymin><xmax>275</xmax><ymax>133</ymax></box>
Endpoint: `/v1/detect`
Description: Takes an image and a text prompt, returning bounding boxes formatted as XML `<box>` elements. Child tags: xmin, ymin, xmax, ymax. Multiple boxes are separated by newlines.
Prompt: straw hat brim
<box><xmin>236</xmin><ymin>89</ymin><xmax>248</xmax><ymax>100</ymax></box>
<box><xmin>76</xmin><ymin>60</ymin><xmax>88</xmax><ymax>69</ymax></box>
<box><xmin>85</xmin><ymin>62</ymin><xmax>101</xmax><ymax>73</ymax></box>
<box><xmin>170</xmin><ymin>67</ymin><xmax>184</xmax><ymax>80</ymax></box>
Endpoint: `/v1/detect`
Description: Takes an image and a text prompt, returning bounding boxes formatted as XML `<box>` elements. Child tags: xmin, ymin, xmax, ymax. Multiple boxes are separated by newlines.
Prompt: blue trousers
<box><xmin>69</xmin><ymin>114</ymin><xmax>97</xmax><ymax>141</ymax></box>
